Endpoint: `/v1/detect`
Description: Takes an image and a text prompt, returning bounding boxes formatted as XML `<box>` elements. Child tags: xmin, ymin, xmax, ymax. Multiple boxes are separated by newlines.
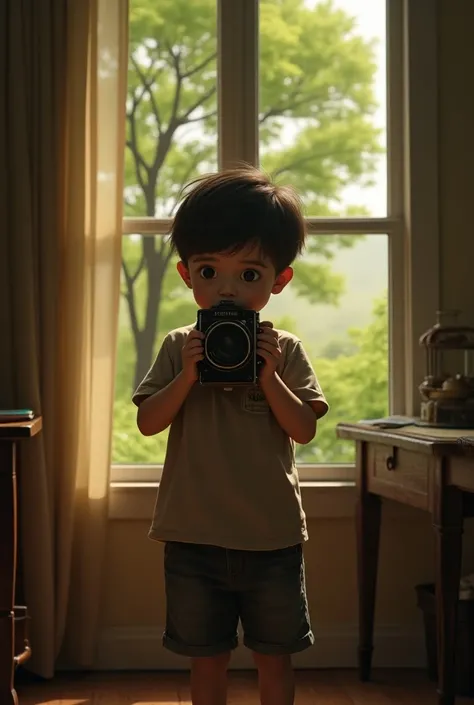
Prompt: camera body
<box><xmin>196</xmin><ymin>300</ymin><xmax>263</xmax><ymax>385</ymax></box>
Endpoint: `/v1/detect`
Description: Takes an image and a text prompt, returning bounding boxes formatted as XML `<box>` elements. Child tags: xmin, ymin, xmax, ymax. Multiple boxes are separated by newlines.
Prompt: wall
<box><xmin>96</xmin><ymin>0</ymin><xmax>474</xmax><ymax>670</ymax></box>
<box><xmin>98</xmin><ymin>503</ymin><xmax>474</xmax><ymax>670</ymax></box>
<box><xmin>438</xmin><ymin>0</ymin><xmax>474</xmax><ymax>320</ymax></box>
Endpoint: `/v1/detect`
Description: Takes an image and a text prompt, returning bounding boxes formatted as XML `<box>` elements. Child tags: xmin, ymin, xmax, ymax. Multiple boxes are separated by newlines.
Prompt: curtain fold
<box><xmin>0</xmin><ymin>0</ymin><xmax>128</xmax><ymax>677</ymax></box>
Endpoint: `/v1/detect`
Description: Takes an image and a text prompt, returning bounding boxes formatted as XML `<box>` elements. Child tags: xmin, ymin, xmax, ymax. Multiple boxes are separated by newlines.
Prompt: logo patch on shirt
<box><xmin>242</xmin><ymin>387</ymin><xmax>270</xmax><ymax>413</ymax></box>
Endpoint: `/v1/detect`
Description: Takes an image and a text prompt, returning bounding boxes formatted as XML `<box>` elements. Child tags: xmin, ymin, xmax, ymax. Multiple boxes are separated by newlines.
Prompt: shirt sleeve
<box><xmin>132</xmin><ymin>334</ymin><xmax>176</xmax><ymax>406</ymax></box>
<box><xmin>280</xmin><ymin>338</ymin><xmax>329</xmax><ymax>419</ymax></box>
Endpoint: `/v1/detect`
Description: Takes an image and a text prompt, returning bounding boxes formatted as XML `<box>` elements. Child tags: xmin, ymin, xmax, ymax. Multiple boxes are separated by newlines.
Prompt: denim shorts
<box><xmin>163</xmin><ymin>541</ymin><xmax>314</xmax><ymax>657</ymax></box>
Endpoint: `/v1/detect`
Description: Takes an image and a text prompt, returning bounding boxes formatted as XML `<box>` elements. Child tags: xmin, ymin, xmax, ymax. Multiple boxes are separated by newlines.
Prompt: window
<box><xmin>113</xmin><ymin>0</ymin><xmax>406</xmax><ymax>484</ymax></box>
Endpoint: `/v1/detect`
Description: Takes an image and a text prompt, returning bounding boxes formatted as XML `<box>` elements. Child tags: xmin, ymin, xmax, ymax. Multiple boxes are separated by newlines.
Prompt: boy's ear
<box><xmin>272</xmin><ymin>266</ymin><xmax>293</xmax><ymax>295</ymax></box>
<box><xmin>177</xmin><ymin>260</ymin><xmax>192</xmax><ymax>289</ymax></box>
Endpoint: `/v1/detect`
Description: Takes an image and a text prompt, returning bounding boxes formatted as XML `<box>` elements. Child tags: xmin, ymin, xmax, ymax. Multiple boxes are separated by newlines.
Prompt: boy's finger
<box><xmin>186</xmin><ymin>340</ymin><xmax>204</xmax><ymax>350</ymax></box>
<box><xmin>258</xmin><ymin>327</ymin><xmax>278</xmax><ymax>338</ymax></box>
<box><xmin>258</xmin><ymin>332</ymin><xmax>278</xmax><ymax>344</ymax></box>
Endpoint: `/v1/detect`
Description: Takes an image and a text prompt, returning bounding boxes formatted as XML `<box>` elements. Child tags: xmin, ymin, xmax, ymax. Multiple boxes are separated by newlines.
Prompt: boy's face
<box><xmin>176</xmin><ymin>244</ymin><xmax>293</xmax><ymax>311</ymax></box>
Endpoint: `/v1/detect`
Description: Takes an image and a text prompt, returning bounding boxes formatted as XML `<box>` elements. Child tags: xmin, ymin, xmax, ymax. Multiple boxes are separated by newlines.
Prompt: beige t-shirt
<box><xmin>132</xmin><ymin>324</ymin><xmax>329</xmax><ymax>551</ymax></box>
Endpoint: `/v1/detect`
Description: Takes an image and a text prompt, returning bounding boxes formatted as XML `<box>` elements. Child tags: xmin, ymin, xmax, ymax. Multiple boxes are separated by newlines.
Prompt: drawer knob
<box><xmin>386</xmin><ymin>455</ymin><xmax>397</xmax><ymax>470</ymax></box>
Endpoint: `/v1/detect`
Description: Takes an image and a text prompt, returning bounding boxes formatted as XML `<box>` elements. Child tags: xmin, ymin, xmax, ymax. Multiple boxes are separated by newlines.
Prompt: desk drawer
<box><xmin>368</xmin><ymin>443</ymin><xmax>430</xmax><ymax>509</ymax></box>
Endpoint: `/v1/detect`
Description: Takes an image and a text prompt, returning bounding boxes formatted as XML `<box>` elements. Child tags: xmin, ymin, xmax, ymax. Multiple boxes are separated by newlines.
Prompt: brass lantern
<box><xmin>418</xmin><ymin>311</ymin><xmax>474</xmax><ymax>428</ymax></box>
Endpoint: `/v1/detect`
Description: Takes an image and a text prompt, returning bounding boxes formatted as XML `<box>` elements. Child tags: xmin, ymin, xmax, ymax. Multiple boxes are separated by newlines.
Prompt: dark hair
<box><xmin>169</xmin><ymin>166</ymin><xmax>306</xmax><ymax>273</ymax></box>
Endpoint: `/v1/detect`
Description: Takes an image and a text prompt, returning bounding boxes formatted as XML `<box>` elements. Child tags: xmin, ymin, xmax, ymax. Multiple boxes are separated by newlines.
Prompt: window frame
<box><xmin>112</xmin><ymin>0</ymin><xmax>439</xmax><ymax>485</ymax></box>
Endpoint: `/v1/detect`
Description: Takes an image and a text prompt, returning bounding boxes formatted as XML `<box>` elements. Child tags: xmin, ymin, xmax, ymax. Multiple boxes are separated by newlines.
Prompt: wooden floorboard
<box><xmin>15</xmin><ymin>669</ymin><xmax>474</xmax><ymax>704</ymax></box>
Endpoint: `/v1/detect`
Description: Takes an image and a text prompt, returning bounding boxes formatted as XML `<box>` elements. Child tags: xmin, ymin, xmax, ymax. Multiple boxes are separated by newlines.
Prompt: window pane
<box><xmin>125</xmin><ymin>0</ymin><xmax>217</xmax><ymax>218</ymax></box>
<box><xmin>259</xmin><ymin>0</ymin><xmax>387</xmax><ymax>217</ymax></box>
<box><xmin>113</xmin><ymin>233</ymin><xmax>389</xmax><ymax>466</ymax></box>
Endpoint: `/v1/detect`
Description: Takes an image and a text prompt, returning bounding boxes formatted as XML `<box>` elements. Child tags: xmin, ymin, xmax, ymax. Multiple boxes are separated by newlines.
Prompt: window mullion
<box><xmin>386</xmin><ymin>0</ymin><xmax>406</xmax><ymax>414</ymax></box>
<box><xmin>387</xmin><ymin>0</ymin><xmax>404</xmax><ymax>219</ymax></box>
<box><xmin>306</xmin><ymin>217</ymin><xmax>398</xmax><ymax>235</ymax></box>
<box><xmin>217</xmin><ymin>0</ymin><xmax>259</xmax><ymax>169</ymax></box>
<box><xmin>122</xmin><ymin>218</ymin><xmax>172</xmax><ymax>235</ymax></box>
<box><xmin>122</xmin><ymin>216</ymin><xmax>397</xmax><ymax>237</ymax></box>
<box><xmin>402</xmin><ymin>0</ymin><xmax>440</xmax><ymax>415</ymax></box>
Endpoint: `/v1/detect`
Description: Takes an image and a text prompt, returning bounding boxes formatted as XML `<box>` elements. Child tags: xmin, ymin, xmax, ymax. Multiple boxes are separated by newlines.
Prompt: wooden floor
<box><xmin>15</xmin><ymin>669</ymin><xmax>474</xmax><ymax>704</ymax></box>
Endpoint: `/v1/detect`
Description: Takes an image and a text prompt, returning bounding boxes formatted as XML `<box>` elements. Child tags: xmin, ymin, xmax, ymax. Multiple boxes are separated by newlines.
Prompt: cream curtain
<box><xmin>0</xmin><ymin>0</ymin><xmax>128</xmax><ymax>677</ymax></box>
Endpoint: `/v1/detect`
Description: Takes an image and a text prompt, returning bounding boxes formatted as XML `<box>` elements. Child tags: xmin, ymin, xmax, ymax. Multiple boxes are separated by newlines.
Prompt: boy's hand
<box><xmin>181</xmin><ymin>329</ymin><xmax>205</xmax><ymax>383</ymax></box>
<box><xmin>257</xmin><ymin>321</ymin><xmax>281</xmax><ymax>381</ymax></box>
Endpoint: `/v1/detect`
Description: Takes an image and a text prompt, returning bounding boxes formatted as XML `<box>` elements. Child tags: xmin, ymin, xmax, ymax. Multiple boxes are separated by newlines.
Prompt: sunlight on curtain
<box><xmin>88</xmin><ymin>0</ymin><xmax>128</xmax><ymax>502</ymax></box>
<box><xmin>0</xmin><ymin>0</ymin><xmax>127</xmax><ymax>678</ymax></box>
<box><xmin>56</xmin><ymin>0</ymin><xmax>128</xmax><ymax>667</ymax></box>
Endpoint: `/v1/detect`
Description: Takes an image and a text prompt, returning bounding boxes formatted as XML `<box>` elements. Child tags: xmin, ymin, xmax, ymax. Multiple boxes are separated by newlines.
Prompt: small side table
<box><xmin>0</xmin><ymin>417</ymin><xmax>42</xmax><ymax>705</ymax></box>
<box><xmin>336</xmin><ymin>421</ymin><xmax>474</xmax><ymax>705</ymax></box>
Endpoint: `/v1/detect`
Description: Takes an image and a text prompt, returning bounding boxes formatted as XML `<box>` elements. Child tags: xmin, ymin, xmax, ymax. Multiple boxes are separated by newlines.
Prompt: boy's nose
<box><xmin>218</xmin><ymin>280</ymin><xmax>238</xmax><ymax>298</ymax></box>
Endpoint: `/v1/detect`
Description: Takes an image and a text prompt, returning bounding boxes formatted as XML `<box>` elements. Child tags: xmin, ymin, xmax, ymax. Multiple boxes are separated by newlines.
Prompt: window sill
<box><xmin>108</xmin><ymin>480</ymin><xmax>427</xmax><ymax>521</ymax></box>
<box><xmin>108</xmin><ymin>481</ymin><xmax>359</xmax><ymax>520</ymax></box>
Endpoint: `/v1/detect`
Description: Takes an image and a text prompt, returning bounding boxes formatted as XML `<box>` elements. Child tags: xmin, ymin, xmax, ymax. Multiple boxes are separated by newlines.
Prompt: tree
<box><xmin>124</xmin><ymin>0</ymin><xmax>381</xmax><ymax>389</ymax></box>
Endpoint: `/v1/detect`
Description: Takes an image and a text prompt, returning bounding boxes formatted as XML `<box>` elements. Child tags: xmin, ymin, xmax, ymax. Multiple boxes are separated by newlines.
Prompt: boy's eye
<box><xmin>241</xmin><ymin>269</ymin><xmax>260</xmax><ymax>282</ymax></box>
<box><xmin>199</xmin><ymin>266</ymin><xmax>217</xmax><ymax>279</ymax></box>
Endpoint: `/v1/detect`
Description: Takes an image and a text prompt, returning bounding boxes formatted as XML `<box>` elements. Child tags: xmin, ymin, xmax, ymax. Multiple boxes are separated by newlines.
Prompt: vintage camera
<box><xmin>196</xmin><ymin>300</ymin><xmax>263</xmax><ymax>385</ymax></box>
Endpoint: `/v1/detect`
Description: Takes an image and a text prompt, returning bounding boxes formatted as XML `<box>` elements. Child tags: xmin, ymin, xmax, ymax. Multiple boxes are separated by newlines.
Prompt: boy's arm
<box><xmin>136</xmin><ymin>371</ymin><xmax>195</xmax><ymax>436</ymax></box>
<box><xmin>259</xmin><ymin>372</ymin><xmax>323</xmax><ymax>444</ymax></box>
<box><xmin>257</xmin><ymin>323</ymin><xmax>328</xmax><ymax>444</ymax></box>
<box><xmin>133</xmin><ymin>327</ymin><xmax>204</xmax><ymax>436</ymax></box>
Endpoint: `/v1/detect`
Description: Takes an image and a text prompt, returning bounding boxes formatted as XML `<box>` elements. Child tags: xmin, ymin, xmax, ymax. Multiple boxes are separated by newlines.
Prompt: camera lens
<box><xmin>205</xmin><ymin>321</ymin><xmax>251</xmax><ymax>369</ymax></box>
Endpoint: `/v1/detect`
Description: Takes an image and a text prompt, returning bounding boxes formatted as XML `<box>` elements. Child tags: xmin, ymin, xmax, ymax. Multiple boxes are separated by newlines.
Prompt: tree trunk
<box><xmin>132</xmin><ymin>237</ymin><xmax>166</xmax><ymax>390</ymax></box>
<box><xmin>134</xmin><ymin>328</ymin><xmax>156</xmax><ymax>391</ymax></box>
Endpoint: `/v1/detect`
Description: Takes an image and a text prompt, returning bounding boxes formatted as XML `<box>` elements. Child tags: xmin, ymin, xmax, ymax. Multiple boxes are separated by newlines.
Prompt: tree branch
<box><xmin>178</xmin><ymin>85</ymin><xmax>217</xmax><ymax>123</ymax></box>
<box><xmin>259</xmin><ymin>79</ymin><xmax>317</xmax><ymax>123</ymax></box>
<box><xmin>166</xmin><ymin>152</ymin><xmax>203</xmax><ymax>217</ymax></box>
<box><xmin>185</xmin><ymin>109</ymin><xmax>218</xmax><ymax>124</ymax></box>
<box><xmin>121</xmin><ymin>259</ymin><xmax>141</xmax><ymax>341</ymax></box>
<box><xmin>130</xmin><ymin>54</ymin><xmax>163</xmax><ymax>134</ymax></box>
<box><xmin>128</xmin><ymin>76</ymin><xmax>150</xmax><ymax>115</ymax></box>
<box><xmin>126</xmin><ymin>109</ymin><xmax>148</xmax><ymax>194</ymax></box>
<box><xmin>131</xmin><ymin>254</ymin><xmax>146</xmax><ymax>285</ymax></box>
<box><xmin>157</xmin><ymin>236</ymin><xmax>174</xmax><ymax>269</ymax></box>
<box><xmin>126</xmin><ymin>137</ymin><xmax>149</xmax><ymax>174</ymax></box>
<box><xmin>146</xmin><ymin>45</ymin><xmax>185</xmax><ymax>183</ymax></box>
<box><xmin>167</xmin><ymin>43</ymin><xmax>183</xmax><ymax>129</ymax></box>
<box><xmin>272</xmin><ymin>148</ymin><xmax>365</xmax><ymax>178</ymax></box>
<box><xmin>260</xmin><ymin>95</ymin><xmax>316</xmax><ymax>123</ymax></box>
<box><xmin>182</xmin><ymin>51</ymin><xmax>217</xmax><ymax>79</ymax></box>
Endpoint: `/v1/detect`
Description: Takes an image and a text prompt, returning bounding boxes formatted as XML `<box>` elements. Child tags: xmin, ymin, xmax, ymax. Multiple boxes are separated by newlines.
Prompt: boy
<box><xmin>133</xmin><ymin>166</ymin><xmax>328</xmax><ymax>705</ymax></box>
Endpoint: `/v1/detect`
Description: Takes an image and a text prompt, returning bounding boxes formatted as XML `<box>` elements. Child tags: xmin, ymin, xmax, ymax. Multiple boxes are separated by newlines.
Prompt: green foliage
<box><xmin>259</xmin><ymin>0</ymin><xmax>382</xmax><ymax>209</ymax></box>
<box><xmin>125</xmin><ymin>0</ymin><xmax>217</xmax><ymax>217</ymax></box>
<box><xmin>296</xmin><ymin>292</ymin><xmax>389</xmax><ymax>463</ymax></box>
<box><xmin>113</xmin><ymin>394</ymin><xmax>169</xmax><ymax>463</ymax></box>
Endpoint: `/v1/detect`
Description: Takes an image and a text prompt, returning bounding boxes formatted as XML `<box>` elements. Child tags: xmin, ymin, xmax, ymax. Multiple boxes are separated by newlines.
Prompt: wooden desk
<box><xmin>0</xmin><ymin>418</ymin><xmax>42</xmax><ymax>705</ymax></box>
<box><xmin>336</xmin><ymin>422</ymin><xmax>474</xmax><ymax>705</ymax></box>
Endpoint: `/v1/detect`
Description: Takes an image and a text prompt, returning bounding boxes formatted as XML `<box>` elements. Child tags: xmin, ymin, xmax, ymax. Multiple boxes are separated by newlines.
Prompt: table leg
<box><xmin>356</xmin><ymin>441</ymin><xmax>382</xmax><ymax>681</ymax></box>
<box><xmin>433</xmin><ymin>478</ymin><xmax>463</xmax><ymax>705</ymax></box>
<box><xmin>0</xmin><ymin>441</ymin><xmax>18</xmax><ymax>704</ymax></box>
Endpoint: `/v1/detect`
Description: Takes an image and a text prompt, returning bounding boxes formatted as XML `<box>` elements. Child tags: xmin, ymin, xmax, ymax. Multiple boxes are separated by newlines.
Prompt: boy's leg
<box><xmin>162</xmin><ymin>541</ymin><xmax>239</xmax><ymax>705</ymax></box>
<box><xmin>238</xmin><ymin>543</ymin><xmax>313</xmax><ymax>705</ymax></box>
<box><xmin>191</xmin><ymin>652</ymin><xmax>231</xmax><ymax>705</ymax></box>
<box><xmin>252</xmin><ymin>652</ymin><xmax>295</xmax><ymax>705</ymax></box>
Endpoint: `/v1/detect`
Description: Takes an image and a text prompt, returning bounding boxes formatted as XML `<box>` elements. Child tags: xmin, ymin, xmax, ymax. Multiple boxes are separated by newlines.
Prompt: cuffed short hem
<box><xmin>163</xmin><ymin>632</ymin><xmax>239</xmax><ymax>658</ymax></box>
<box><xmin>243</xmin><ymin>630</ymin><xmax>315</xmax><ymax>656</ymax></box>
